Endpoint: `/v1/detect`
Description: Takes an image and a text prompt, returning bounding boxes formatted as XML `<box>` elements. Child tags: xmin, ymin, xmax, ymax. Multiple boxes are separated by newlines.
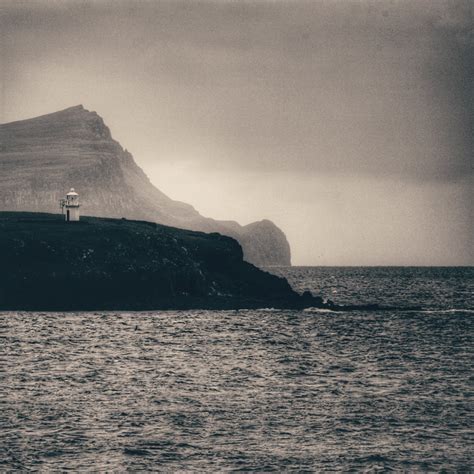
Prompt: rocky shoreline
<box><xmin>0</xmin><ymin>212</ymin><xmax>419</xmax><ymax>312</ymax></box>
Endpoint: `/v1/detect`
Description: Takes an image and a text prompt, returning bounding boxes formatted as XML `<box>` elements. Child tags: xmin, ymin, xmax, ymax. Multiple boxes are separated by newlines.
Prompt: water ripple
<box><xmin>1</xmin><ymin>267</ymin><xmax>473</xmax><ymax>470</ymax></box>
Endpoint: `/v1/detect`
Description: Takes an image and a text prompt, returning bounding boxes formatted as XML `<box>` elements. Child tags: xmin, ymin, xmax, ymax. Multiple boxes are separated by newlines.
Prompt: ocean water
<box><xmin>1</xmin><ymin>267</ymin><xmax>473</xmax><ymax>471</ymax></box>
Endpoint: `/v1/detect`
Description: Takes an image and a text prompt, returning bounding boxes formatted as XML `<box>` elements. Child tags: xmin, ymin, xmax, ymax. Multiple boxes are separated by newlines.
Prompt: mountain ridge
<box><xmin>0</xmin><ymin>105</ymin><xmax>291</xmax><ymax>266</ymax></box>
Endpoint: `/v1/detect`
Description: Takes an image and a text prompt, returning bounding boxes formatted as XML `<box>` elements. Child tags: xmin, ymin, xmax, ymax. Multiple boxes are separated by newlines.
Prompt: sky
<box><xmin>1</xmin><ymin>0</ymin><xmax>472</xmax><ymax>265</ymax></box>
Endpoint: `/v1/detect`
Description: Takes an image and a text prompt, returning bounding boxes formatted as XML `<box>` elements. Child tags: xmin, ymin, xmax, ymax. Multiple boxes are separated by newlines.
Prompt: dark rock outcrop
<box><xmin>0</xmin><ymin>213</ymin><xmax>418</xmax><ymax>312</ymax></box>
<box><xmin>0</xmin><ymin>212</ymin><xmax>302</xmax><ymax>310</ymax></box>
<box><xmin>0</xmin><ymin>105</ymin><xmax>291</xmax><ymax>266</ymax></box>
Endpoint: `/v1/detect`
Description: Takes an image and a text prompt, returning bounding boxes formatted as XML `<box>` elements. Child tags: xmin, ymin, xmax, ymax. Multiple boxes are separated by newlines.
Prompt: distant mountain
<box><xmin>0</xmin><ymin>105</ymin><xmax>291</xmax><ymax>266</ymax></box>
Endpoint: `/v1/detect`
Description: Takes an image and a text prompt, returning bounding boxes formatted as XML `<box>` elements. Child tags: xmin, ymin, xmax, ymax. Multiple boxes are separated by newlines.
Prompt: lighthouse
<box><xmin>60</xmin><ymin>188</ymin><xmax>80</xmax><ymax>222</ymax></box>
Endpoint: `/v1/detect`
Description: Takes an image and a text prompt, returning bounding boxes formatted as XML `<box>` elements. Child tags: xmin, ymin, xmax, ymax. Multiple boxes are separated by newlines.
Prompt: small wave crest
<box><xmin>303</xmin><ymin>307</ymin><xmax>337</xmax><ymax>313</ymax></box>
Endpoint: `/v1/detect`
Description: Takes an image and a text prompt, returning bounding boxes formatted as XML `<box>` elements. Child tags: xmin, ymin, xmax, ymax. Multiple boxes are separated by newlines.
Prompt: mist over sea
<box><xmin>1</xmin><ymin>267</ymin><xmax>472</xmax><ymax>471</ymax></box>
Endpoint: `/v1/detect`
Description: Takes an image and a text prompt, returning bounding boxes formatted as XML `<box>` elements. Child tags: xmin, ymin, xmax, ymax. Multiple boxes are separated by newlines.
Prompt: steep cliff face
<box><xmin>0</xmin><ymin>106</ymin><xmax>291</xmax><ymax>266</ymax></box>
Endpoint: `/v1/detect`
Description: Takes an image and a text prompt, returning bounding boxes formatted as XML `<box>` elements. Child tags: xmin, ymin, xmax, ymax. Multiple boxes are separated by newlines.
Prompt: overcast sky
<box><xmin>1</xmin><ymin>0</ymin><xmax>472</xmax><ymax>265</ymax></box>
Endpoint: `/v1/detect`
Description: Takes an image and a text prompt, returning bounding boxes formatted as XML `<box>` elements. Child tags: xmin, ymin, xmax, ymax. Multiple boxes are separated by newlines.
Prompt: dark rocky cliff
<box><xmin>0</xmin><ymin>212</ymin><xmax>303</xmax><ymax>310</ymax></box>
<box><xmin>0</xmin><ymin>212</ymin><xmax>408</xmax><ymax>312</ymax></box>
<box><xmin>0</xmin><ymin>106</ymin><xmax>291</xmax><ymax>266</ymax></box>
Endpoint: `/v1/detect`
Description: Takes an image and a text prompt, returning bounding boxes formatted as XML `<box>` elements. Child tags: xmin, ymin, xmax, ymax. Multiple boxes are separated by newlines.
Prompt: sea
<box><xmin>1</xmin><ymin>267</ymin><xmax>473</xmax><ymax>471</ymax></box>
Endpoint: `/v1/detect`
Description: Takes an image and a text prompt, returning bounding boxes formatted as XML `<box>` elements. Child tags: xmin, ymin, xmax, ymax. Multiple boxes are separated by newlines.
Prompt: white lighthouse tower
<box><xmin>61</xmin><ymin>188</ymin><xmax>80</xmax><ymax>222</ymax></box>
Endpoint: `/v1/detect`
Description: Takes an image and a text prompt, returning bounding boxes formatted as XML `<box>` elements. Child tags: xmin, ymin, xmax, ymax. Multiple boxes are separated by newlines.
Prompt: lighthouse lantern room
<box><xmin>60</xmin><ymin>188</ymin><xmax>80</xmax><ymax>222</ymax></box>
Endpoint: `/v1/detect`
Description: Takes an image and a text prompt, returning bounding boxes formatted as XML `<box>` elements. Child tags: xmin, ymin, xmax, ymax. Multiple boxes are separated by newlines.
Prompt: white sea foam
<box><xmin>303</xmin><ymin>307</ymin><xmax>336</xmax><ymax>313</ymax></box>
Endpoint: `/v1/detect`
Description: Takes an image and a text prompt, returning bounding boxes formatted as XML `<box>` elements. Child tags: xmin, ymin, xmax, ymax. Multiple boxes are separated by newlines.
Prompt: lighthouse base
<box><xmin>65</xmin><ymin>207</ymin><xmax>80</xmax><ymax>222</ymax></box>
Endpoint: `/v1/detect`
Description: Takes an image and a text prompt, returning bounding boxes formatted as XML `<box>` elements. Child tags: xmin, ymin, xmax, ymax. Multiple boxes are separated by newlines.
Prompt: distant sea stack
<box><xmin>0</xmin><ymin>106</ymin><xmax>291</xmax><ymax>267</ymax></box>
